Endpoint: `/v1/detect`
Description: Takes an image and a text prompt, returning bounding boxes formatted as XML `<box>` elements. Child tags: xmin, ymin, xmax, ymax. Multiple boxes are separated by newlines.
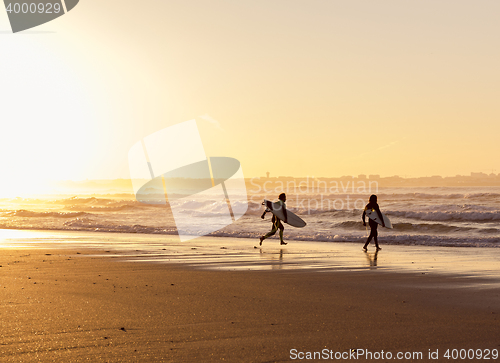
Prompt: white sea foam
<box><xmin>1</xmin><ymin>186</ymin><xmax>499</xmax><ymax>247</ymax></box>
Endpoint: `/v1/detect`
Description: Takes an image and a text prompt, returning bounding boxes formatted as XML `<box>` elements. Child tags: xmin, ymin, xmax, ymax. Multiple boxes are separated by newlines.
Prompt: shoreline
<box><xmin>1</xmin><ymin>229</ymin><xmax>499</xmax><ymax>282</ymax></box>
<box><xmin>0</xmin><ymin>217</ymin><xmax>499</xmax><ymax>248</ymax></box>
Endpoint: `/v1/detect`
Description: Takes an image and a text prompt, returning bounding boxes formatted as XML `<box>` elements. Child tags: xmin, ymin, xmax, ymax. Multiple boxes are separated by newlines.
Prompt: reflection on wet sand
<box><xmin>259</xmin><ymin>248</ymin><xmax>285</xmax><ymax>270</ymax></box>
<box><xmin>2</xmin><ymin>230</ymin><xmax>500</xmax><ymax>284</ymax></box>
<box><xmin>364</xmin><ymin>249</ymin><xmax>379</xmax><ymax>268</ymax></box>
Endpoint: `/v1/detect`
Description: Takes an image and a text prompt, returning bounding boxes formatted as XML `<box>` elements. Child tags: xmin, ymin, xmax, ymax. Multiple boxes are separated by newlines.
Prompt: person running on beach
<box><xmin>362</xmin><ymin>194</ymin><xmax>385</xmax><ymax>251</ymax></box>
<box><xmin>260</xmin><ymin>193</ymin><xmax>288</xmax><ymax>246</ymax></box>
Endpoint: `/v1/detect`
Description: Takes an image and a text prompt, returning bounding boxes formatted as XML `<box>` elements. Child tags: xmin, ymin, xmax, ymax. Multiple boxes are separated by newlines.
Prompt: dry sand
<box><xmin>1</xmin><ymin>240</ymin><xmax>499</xmax><ymax>362</ymax></box>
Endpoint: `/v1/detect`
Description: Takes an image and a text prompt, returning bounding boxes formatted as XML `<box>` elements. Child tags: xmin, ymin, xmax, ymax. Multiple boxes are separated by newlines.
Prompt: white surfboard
<box><xmin>365</xmin><ymin>208</ymin><xmax>393</xmax><ymax>229</ymax></box>
<box><xmin>263</xmin><ymin>200</ymin><xmax>306</xmax><ymax>228</ymax></box>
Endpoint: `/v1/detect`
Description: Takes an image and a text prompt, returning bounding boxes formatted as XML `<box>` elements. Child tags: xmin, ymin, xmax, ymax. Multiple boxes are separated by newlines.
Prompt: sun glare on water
<box><xmin>0</xmin><ymin>179</ymin><xmax>54</xmax><ymax>198</ymax></box>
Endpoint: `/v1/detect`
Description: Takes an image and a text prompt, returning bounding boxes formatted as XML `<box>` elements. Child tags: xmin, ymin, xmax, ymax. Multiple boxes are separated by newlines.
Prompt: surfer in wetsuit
<box><xmin>362</xmin><ymin>194</ymin><xmax>385</xmax><ymax>251</ymax></box>
<box><xmin>260</xmin><ymin>193</ymin><xmax>288</xmax><ymax>246</ymax></box>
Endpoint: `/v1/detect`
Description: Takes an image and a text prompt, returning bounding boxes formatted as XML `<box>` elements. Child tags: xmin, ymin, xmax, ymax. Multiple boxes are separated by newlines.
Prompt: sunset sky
<box><xmin>1</xmin><ymin>0</ymin><xmax>499</xmax><ymax>193</ymax></box>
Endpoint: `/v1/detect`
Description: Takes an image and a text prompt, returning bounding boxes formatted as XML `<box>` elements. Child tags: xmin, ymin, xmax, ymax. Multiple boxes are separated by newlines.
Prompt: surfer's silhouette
<box><xmin>362</xmin><ymin>194</ymin><xmax>385</xmax><ymax>251</ymax></box>
<box><xmin>260</xmin><ymin>193</ymin><xmax>288</xmax><ymax>246</ymax></box>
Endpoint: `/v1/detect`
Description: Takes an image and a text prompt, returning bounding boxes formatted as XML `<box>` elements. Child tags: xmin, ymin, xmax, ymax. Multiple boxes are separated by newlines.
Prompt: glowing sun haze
<box><xmin>1</xmin><ymin>0</ymin><xmax>499</xmax><ymax>196</ymax></box>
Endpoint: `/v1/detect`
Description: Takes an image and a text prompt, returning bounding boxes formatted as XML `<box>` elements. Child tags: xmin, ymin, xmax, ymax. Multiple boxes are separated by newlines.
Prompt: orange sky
<box><xmin>1</xmin><ymin>0</ymin><xmax>499</xmax><ymax>192</ymax></box>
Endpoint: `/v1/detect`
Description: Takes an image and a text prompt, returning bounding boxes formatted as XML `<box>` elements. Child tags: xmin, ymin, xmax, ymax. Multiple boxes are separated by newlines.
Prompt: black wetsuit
<box><xmin>362</xmin><ymin>202</ymin><xmax>384</xmax><ymax>249</ymax></box>
<box><xmin>261</xmin><ymin>200</ymin><xmax>288</xmax><ymax>245</ymax></box>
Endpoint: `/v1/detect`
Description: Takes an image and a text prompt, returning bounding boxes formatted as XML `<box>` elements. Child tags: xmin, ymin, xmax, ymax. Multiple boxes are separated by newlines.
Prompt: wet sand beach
<box><xmin>1</xmin><ymin>230</ymin><xmax>499</xmax><ymax>362</ymax></box>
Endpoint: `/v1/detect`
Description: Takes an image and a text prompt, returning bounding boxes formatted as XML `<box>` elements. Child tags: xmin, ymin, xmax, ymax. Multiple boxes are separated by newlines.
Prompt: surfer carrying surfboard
<box><xmin>362</xmin><ymin>194</ymin><xmax>385</xmax><ymax>251</ymax></box>
<box><xmin>260</xmin><ymin>193</ymin><xmax>288</xmax><ymax>246</ymax></box>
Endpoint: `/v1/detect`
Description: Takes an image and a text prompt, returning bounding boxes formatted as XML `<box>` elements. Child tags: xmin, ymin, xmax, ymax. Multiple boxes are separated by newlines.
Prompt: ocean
<box><xmin>1</xmin><ymin>186</ymin><xmax>499</xmax><ymax>248</ymax></box>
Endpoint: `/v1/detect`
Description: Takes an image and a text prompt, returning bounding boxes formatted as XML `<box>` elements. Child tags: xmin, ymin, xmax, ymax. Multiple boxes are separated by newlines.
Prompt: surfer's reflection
<box><xmin>259</xmin><ymin>248</ymin><xmax>285</xmax><ymax>270</ymax></box>
<box><xmin>363</xmin><ymin>249</ymin><xmax>379</xmax><ymax>268</ymax></box>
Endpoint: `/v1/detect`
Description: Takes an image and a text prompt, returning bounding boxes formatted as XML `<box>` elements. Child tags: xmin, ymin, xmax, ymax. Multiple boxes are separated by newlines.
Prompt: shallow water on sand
<box><xmin>1</xmin><ymin>229</ymin><xmax>499</xmax><ymax>286</ymax></box>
